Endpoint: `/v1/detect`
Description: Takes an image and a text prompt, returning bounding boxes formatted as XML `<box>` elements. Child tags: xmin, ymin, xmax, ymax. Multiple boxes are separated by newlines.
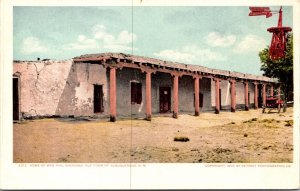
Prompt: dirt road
<box><xmin>14</xmin><ymin>108</ymin><xmax>293</xmax><ymax>163</ymax></box>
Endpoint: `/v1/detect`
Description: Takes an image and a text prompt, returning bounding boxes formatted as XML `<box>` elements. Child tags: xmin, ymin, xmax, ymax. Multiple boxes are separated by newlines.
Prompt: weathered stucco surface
<box><xmin>178</xmin><ymin>75</ymin><xmax>194</xmax><ymax>113</ymax></box>
<box><xmin>13</xmin><ymin>61</ymin><xmax>108</xmax><ymax>118</ymax></box>
<box><xmin>115</xmin><ymin>67</ymin><xmax>146</xmax><ymax>117</ymax></box>
<box><xmin>13</xmin><ymin>60</ymin><xmax>73</xmax><ymax>118</ymax></box>
<box><xmin>151</xmin><ymin>72</ymin><xmax>173</xmax><ymax>114</ymax></box>
<box><xmin>210</xmin><ymin>79</ymin><xmax>259</xmax><ymax>110</ymax></box>
<box><xmin>56</xmin><ymin>62</ymin><xmax>108</xmax><ymax>117</ymax></box>
<box><xmin>111</xmin><ymin>69</ymin><xmax>214</xmax><ymax>117</ymax></box>
<box><xmin>200</xmin><ymin>77</ymin><xmax>212</xmax><ymax>111</ymax></box>
<box><xmin>13</xmin><ymin>59</ymin><xmax>272</xmax><ymax>119</ymax></box>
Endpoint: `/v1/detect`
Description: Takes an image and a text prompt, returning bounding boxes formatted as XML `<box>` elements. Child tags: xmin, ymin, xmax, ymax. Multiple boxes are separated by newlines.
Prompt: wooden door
<box><xmin>219</xmin><ymin>89</ymin><xmax>222</xmax><ymax>110</ymax></box>
<box><xmin>94</xmin><ymin>85</ymin><xmax>104</xmax><ymax>113</ymax></box>
<box><xmin>258</xmin><ymin>84</ymin><xmax>263</xmax><ymax>108</ymax></box>
<box><xmin>13</xmin><ymin>78</ymin><xmax>19</xmax><ymax>120</ymax></box>
<box><xmin>159</xmin><ymin>87</ymin><xmax>171</xmax><ymax>113</ymax></box>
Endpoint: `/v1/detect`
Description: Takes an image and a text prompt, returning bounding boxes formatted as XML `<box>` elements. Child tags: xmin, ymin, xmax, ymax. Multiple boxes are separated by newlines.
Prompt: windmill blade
<box><xmin>249</xmin><ymin>7</ymin><xmax>271</xmax><ymax>12</ymax></box>
<box><xmin>249</xmin><ymin>7</ymin><xmax>272</xmax><ymax>18</ymax></box>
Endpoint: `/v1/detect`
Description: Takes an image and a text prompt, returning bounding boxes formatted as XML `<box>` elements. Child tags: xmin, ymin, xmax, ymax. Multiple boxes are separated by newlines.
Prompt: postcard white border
<box><xmin>1</xmin><ymin>0</ymin><xmax>299</xmax><ymax>189</ymax></box>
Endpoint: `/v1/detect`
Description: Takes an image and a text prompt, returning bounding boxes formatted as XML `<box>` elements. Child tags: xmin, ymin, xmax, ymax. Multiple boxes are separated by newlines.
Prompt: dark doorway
<box><xmin>219</xmin><ymin>89</ymin><xmax>222</xmax><ymax>110</ymax></box>
<box><xmin>248</xmin><ymin>92</ymin><xmax>251</xmax><ymax>107</ymax></box>
<box><xmin>200</xmin><ymin>93</ymin><xmax>203</xmax><ymax>108</ymax></box>
<box><xmin>13</xmin><ymin>77</ymin><xmax>19</xmax><ymax>120</ymax></box>
<box><xmin>193</xmin><ymin>93</ymin><xmax>204</xmax><ymax>108</ymax></box>
<box><xmin>94</xmin><ymin>85</ymin><xmax>104</xmax><ymax>113</ymax></box>
<box><xmin>131</xmin><ymin>82</ymin><xmax>142</xmax><ymax>104</ymax></box>
<box><xmin>159</xmin><ymin>87</ymin><xmax>171</xmax><ymax>113</ymax></box>
<box><xmin>258</xmin><ymin>84</ymin><xmax>263</xmax><ymax>108</ymax></box>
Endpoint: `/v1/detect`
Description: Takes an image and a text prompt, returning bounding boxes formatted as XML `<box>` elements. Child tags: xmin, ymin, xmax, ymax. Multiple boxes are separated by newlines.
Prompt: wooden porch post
<box><xmin>145</xmin><ymin>71</ymin><xmax>152</xmax><ymax>121</ymax></box>
<box><xmin>254</xmin><ymin>82</ymin><xmax>258</xmax><ymax>109</ymax></box>
<box><xmin>194</xmin><ymin>77</ymin><xmax>200</xmax><ymax>116</ymax></box>
<box><xmin>230</xmin><ymin>79</ymin><xmax>236</xmax><ymax>112</ymax></box>
<box><xmin>173</xmin><ymin>74</ymin><xmax>179</xmax><ymax>118</ymax></box>
<box><xmin>262</xmin><ymin>83</ymin><xmax>266</xmax><ymax>107</ymax></box>
<box><xmin>214</xmin><ymin>78</ymin><xmax>220</xmax><ymax>114</ymax></box>
<box><xmin>109</xmin><ymin>67</ymin><xmax>117</xmax><ymax>122</ymax></box>
<box><xmin>244</xmin><ymin>81</ymin><xmax>249</xmax><ymax>111</ymax></box>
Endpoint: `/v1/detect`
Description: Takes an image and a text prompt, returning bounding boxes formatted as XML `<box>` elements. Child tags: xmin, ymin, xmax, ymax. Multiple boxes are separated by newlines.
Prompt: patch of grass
<box><xmin>243</xmin><ymin>118</ymin><xmax>258</xmax><ymax>123</ymax></box>
<box><xmin>174</xmin><ymin>136</ymin><xmax>190</xmax><ymax>142</ymax></box>
<box><xmin>260</xmin><ymin>119</ymin><xmax>275</xmax><ymax>123</ymax></box>
<box><xmin>264</xmin><ymin>124</ymin><xmax>280</xmax><ymax>128</ymax></box>
<box><xmin>263</xmin><ymin>145</ymin><xmax>272</xmax><ymax>150</ymax></box>
<box><xmin>251</xmin><ymin>118</ymin><xmax>258</xmax><ymax>121</ymax></box>
<box><xmin>285</xmin><ymin>120</ymin><xmax>293</xmax><ymax>127</ymax></box>
<box><xmin>213</xmin><ymin>147</ymin><xmax>232</xmax><ymax>154</ymax></box>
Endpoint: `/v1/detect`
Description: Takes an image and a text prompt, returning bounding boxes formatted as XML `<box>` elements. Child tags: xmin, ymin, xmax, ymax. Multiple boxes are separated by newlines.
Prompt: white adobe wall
<box><xmin>13</xmin><ymin>61</ymin><xmax>108</xmax><ymax>118</ymax></box>
<box><xmin>56</xmin><ymin>62</ymin><xmax>108</xmax><ymax>117</ymax></box>
<box><xmin>211</xmin><ymin>79</ymin><xmax>231</xmax><ymax>109</ymax></box>
<box><xmin>13</xmin><ymin>60</ymin><xmax>73</xmax><ymax>118</ymax></box>
<box><xmin>235</xmin><ymin>81</ymin><xmax>245</xmax><ymax>108</ymax></box>
<box><xmin>211</xmin><ymin>79</ymin><xmax>255</xmax><ymax>110</ymax></box>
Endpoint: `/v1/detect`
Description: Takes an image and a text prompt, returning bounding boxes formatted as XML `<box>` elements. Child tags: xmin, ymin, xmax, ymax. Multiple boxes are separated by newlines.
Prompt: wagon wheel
<box><xmin>277</xmin><ymin>104</ymin><xmax>281</xmax><ymax>113</ymax></box>
<box><xmin>262</xmin><ymin>106</ymin><xmax>265</xmax><ymax>113</ymax></box>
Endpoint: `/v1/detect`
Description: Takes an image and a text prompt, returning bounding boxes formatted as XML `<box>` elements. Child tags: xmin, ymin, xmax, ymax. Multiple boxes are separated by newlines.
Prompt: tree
<box><xmin>259</xmin><ymin>33</ymin><xmax>293</xmax><ymax>101</ymax></box>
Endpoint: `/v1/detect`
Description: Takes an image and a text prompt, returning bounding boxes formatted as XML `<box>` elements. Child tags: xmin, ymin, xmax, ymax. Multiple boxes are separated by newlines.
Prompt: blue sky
<box><xmin>13</xmin><ymin>6</ymin><xmax>293</xmax><ymax>75</ymax></box>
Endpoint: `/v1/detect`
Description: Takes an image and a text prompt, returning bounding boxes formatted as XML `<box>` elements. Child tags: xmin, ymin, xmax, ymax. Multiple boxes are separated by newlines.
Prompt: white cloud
<box><xmin>103</xmin><ymin>44</ymin><xmax>133</xmax><ymax>52</ymax></box>
<box><xmin>63</xmin><ymin>35</ymin><xmax>99</xmax><ymax>50</ymax></box>
<box><xmin>154</xmin><ymin>44</ymin><xmax>226</xmax><ymax>64</ymax></box>
<box><xmin>154</xmin><ymin>49</ymin><xmax>192</xmax><ymax>63</ymax></box>
<box><xmin>64</xmin><ymin>24</ymin><xmax>136</xmax><ymax>52</ymax></box>
<box><xmin>183</xmin><ymin>45</ymin><xmax>226</xmax><ymax>62</ymax></box>
<box><xmin>93</xmin><ymin>24</ymin><xmax>108</xmax><ymax>40</ymax></box>
<box><xmin>21</xmin><ymin>37</ymin><xmax>48</xmax><ymax>55</ymax></box>
<box><xmin>117</xmin><ymin>30</ymin><xmax>137</xmax><ymax>45</ymax></box>
<box><xmin>234</xmin><ymin>35</ymin><xmax>266</xmax><ymax>53</ymax></box>
<box><xmin>93</xmin><ymin>25</ymin><xmax>136</xmax><ymax>45</ymax></box>
<box><xmin>206</xmin><ymin>32</ymin><xmax>236</xmax><ymax>47</ymax></box>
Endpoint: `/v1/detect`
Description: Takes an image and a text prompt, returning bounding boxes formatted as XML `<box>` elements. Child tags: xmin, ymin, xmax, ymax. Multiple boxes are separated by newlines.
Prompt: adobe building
<box><xmin>13</xmin><ymin>52</ymin><xmax>280</xmax><ymax>121</ymax></box>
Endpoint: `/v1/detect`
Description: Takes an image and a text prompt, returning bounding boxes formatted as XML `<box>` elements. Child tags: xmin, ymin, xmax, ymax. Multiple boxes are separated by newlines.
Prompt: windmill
<box><xmin>249</xmin><ymin>6</ymin><xmax>292</xmax><ymax>60</ymax></box>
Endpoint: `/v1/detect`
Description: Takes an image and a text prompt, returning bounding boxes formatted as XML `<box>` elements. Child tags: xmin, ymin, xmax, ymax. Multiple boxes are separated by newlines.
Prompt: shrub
<box><xmin>285</xmin><ymin>120</ymin><xmax>293</xmax><ymax>127</ymax></box>
<box><xmin>174</xmin><ymin>136</ymin><xmax>190</xmax><ymax>142</ymax></box>
<box><xmin>251</xmin><ymin>118</ymin><xmax>258</xmax><ymax>121</ymax></box>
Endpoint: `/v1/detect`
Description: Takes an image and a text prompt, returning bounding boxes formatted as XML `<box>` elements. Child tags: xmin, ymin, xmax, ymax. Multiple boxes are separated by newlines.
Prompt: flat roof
<box><xmin>73</xmin><ymin>52</ymin><xmax>278</xmax><ymax>83</ymax></box>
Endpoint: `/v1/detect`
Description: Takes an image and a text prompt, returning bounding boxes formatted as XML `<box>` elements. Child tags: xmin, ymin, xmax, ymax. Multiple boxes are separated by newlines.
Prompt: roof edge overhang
<box><xmin>73</xmin><ymin>52</ymin><xmax>278</xmax><ymax>84</ymax></box>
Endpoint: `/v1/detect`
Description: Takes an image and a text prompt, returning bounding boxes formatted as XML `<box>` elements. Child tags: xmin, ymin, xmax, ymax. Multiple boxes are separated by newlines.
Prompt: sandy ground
<box><xmin>14</xmin><ymin>108</ymin><xmax>293</xmax><ymax>163</ymax></box>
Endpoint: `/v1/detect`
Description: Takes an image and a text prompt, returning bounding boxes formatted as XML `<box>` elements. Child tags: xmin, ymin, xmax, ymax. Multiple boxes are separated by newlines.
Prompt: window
<box><xmin>131</xmin><ymin>82</ymin><xmax>142</xmax><ymax>104</ymax></box>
